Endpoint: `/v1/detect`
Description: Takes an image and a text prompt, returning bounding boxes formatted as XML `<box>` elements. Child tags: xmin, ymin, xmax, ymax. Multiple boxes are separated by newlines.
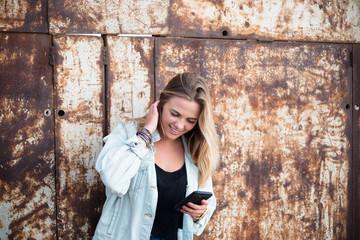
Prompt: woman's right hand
<box><xmin>144</xmin><ymin>100</ymin><xmax>160</xmax><ymax>134</ymax></box>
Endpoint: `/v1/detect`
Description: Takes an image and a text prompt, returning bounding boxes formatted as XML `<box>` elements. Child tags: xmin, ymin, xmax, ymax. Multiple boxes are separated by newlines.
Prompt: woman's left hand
<box><xmin>180</xmin><ymin>199</ymin><xmax>208</xmax><ymax>220</ymax></box>
<box><xmin>144</xmin><ymin>100</ymin><xmax>160</xmax><ymax>134</ymax></box>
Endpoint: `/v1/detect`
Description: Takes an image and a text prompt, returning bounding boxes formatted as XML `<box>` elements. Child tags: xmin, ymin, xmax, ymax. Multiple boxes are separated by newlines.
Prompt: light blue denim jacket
<box><xmin>93</xmin><ymin>121</ymin><xmax>216</xmax><ymax>240</ymax></box>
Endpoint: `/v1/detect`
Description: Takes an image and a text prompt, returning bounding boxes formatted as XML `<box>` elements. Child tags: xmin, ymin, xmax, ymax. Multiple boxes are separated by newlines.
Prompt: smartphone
<box><xmin>174</xmin><ymin>191</ymin><xmax>213</xmax><ymax>211</ymax></box>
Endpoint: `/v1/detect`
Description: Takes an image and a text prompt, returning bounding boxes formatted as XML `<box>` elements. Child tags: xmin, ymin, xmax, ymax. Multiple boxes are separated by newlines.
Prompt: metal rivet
<box><xmin>44</xmin><ymin>109</ymin><xmax>51</xmax><ymax>117</ymax></box>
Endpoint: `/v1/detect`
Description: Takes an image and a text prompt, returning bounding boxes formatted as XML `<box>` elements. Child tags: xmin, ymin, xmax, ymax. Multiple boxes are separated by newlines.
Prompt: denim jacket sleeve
<box><xmin>193</xmin><ymin>176</ymin><xmax>216</xmax><ymax>236</ymax></box>
<box><xmin>95</xmin><ymin>121</ymin><xmax>150</xmax><ymax>197</ymax></box>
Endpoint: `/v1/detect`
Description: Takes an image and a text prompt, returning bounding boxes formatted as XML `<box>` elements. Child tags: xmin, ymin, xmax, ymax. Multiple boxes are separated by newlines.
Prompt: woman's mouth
<box><xmin>170</xmin><ymin>126</ymin><xmax>181</xmax><ymax>135</ymax></box>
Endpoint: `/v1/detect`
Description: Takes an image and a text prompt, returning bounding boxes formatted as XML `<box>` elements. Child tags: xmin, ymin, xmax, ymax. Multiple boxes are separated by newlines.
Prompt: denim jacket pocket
<box><xmin>106</xmin><ymin>198</ymin><xmax>121</xmax><ymax>236</ymax></box>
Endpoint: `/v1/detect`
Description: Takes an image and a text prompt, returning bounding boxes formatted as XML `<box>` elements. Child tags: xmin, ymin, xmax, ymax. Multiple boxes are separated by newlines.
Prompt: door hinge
<box><xmin>49</xmin><ymin>46</ymin><xmax>55</xmax><ymax>66</ymax></box>
<box><xmin>102</xmin><ymin>47</ymin><xmax>108</xmax><ymax>65</ymax></box>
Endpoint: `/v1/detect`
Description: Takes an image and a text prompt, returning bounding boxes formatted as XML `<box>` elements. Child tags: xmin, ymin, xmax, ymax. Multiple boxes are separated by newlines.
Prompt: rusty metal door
<box><xmin>155</xmin><ymin>37</ymin><xmax>352</xmax><ymax>239</ymax></box>
<box><xmin>52</xmin><ymin>34</ymin><xmax>155</xmax><ymax>238</ymax></box>
<box><xmin>52</xmin><ymin>35</ymin><xmax>106</xmax><ymax>239</ymax></box>
<box><xmin>104</xmin><ymin>35</ymin><xmax>155</xmax><ymax>132</ymax></box>
<box><xmin>0</xmin><ymin>33</ymin><xmax>55</xmax><ymax>239</ymax></box>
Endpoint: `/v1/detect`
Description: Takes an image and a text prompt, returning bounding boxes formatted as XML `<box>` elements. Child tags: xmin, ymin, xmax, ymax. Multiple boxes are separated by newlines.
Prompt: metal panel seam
<box><xmin>50</xmin><ymin>34</ymin><xmax>59</xmax><ymax>240</ymax></box>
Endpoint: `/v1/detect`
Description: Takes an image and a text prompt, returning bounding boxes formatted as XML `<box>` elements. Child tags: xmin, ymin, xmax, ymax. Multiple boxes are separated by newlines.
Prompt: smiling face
<box><xmin>160</xmin><ymin>96</ymin><xmax>201</xmax><ymax>141</ymax></box>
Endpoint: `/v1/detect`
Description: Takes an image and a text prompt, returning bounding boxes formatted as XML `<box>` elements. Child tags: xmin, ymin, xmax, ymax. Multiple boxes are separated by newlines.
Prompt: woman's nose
<box><xmin>175</xmin><ymin>118</ymin><xmax>185</xmax><ymax>130</ymax></box>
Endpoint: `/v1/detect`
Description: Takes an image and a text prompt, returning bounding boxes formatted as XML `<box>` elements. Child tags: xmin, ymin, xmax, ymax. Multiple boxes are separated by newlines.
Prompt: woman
<box><xmin>93</xmin><ymin>73</ymin><xmax>220</xmax><ymax>240</ymax></box>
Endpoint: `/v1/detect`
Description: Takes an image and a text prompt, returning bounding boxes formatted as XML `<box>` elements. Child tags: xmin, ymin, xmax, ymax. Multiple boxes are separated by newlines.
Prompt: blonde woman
<box><xmin>94</xmin><ymin>73</ymin><xmax>220</xmax><ymax>240</ymax></box>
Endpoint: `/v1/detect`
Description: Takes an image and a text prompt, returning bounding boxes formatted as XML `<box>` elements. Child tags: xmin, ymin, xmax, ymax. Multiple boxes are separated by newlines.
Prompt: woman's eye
<box><xmin>188</xmin><ymin>120</ymin><xmax>196</xmax><ymax>124</ymax></box>
<box><xmin>171</xmin><ymin>112</ymin><xmax>179</xmax><ymax>117</ymax></box>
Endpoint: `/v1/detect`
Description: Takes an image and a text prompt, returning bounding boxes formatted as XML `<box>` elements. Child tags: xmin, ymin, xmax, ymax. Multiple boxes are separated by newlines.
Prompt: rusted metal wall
<box><xmin>105</xmin><ymin>36</ymin><xmax>154</xmax><ymax>132</ymax></box>
<box><xmin>48</xmin><ymin>0</ymin><xmax>360</xmax><ymax>43</ymax></box>
<box><xmin>0</xmin><ymin>0</ymin><xmax>48</xmax><ymax>32</ymax></box>
<box><xmin>155</xmin><ymin>38</ymin><xmax>352</xmax><ymax>239</ymax></box>
<box><xmin>1</xmin><ymin>0</ymin><xmax>359</xmax><ymax>239</ymax></box>
<box><xmin>53</xmin><ymin>35</ymin><xmax>105</xmax><ymax>239</ymax></box>
<box><xmin>0</xmin><ymin>33</ymin><xmax>55</xmax><ymax>239</ymax></box>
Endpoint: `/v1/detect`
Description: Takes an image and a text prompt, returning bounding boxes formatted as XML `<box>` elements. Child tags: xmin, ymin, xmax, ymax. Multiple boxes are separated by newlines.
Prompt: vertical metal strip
<box><xmin>102</xmin><ymin>35</ymin><xmax>109</xmax><ymax>136</ymax></box>
<box><xmin>153</xmin><ymin>37</ymin><xmax>157</xmax><ymax>102</ymax></box>
<box><xmin>50</xmin><ymin>34</ymin><xmax>59</xmax><ymax>240</ymax></box>
<box><xmin>353</xmin><ymin>44</ymin><xmax>360</xmax><ymax>240</ymax></box>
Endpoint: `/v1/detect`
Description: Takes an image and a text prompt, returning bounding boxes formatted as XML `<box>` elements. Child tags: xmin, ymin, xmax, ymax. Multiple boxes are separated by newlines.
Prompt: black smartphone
<box><xmin>174</xmin><ymin>191</ymin><xmax>213</xmax><ymax>211</ymax></box>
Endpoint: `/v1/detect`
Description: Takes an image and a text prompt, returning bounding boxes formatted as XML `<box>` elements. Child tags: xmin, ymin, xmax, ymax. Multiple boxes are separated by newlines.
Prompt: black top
<box><xmin>151</xmin><ymin>163</ymin><xmax>187</xmax><ymax>240</ymax></box>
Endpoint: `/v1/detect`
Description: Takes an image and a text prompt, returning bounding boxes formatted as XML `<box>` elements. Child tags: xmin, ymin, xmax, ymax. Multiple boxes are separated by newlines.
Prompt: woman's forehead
<box><xmin>165</xmin><ymin>96</ymin><xmax>201</xmax><ymax>118</ymax></box>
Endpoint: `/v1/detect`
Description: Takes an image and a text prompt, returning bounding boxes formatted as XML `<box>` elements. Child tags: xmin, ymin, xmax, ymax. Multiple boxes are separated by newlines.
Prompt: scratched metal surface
<box><xmin>53</xmin><ymin>35</ymin><xmax>105</xmax><ymax>239</ymax></box>
<box><xmin>0</xmin><ymin>33</ymin><xmax>55</xmax><ymax>239</ymax></box>
<box><xmin>105</xmin><ymin>36</ymin><xmax>154</xmax><ymax>132</ymax></box>
<box><xmin>155</xmin><ymin>38</ymin><xmax>352</xmax><ymax>239</ymax></box>
<box><xmin>48</xmin><ymin>0</ymin><xmax>360</xmax><ymax>42</ymax></box>
<box><xmin>0</xmin><ymin>0</ymin><xmax>48</xmax><ymax>32</ymax></box>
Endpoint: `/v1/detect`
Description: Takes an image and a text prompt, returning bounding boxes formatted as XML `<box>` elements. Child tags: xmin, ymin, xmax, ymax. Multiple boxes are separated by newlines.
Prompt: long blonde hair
<box><xmin>157</xmin><ymin>73</ymin><xmax>220</xmax><ymax>187</ymax></box>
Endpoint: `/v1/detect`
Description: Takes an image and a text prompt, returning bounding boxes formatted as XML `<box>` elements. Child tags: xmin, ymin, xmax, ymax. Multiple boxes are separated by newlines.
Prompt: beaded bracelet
<box><xmin>136</xmin><ymin>127</ymin><xmax>152</xmax><ymax>147</ymax></box>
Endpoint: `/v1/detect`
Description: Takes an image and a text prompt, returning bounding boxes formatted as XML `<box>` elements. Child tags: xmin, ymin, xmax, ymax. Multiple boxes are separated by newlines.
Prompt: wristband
<box><xmin>194</xmin><ymin>208</ymin><xmax>208</xmax><ymax>222</ymax></box>
<box><xmin>136</xmin><ymin>127</ymin><xmax>152</xmax><ymax>147</ymax></box>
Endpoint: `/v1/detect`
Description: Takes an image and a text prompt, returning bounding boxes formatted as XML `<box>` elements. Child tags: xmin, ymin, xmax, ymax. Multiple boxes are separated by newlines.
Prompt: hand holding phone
<box><xmin>174</xmin><ymin>191</ymin><xmax>212</xmax><ymax>211</ymax></box>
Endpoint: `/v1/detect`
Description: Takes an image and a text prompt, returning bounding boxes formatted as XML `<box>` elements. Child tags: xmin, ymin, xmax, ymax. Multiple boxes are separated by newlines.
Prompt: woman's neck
<box><xmin>154</xmin><ymin>137</ymin><xmax>185</xmax><ymax>172</ymax></box>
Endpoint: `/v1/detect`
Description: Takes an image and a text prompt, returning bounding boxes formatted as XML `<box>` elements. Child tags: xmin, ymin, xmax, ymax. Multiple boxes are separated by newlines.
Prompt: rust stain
<box><xmin>53</xmin><ymin>35</ymin><xmax>105</xmax><ymax>239</ymax></box>
<box><xmin>0</xmin><ymin>0</ymin><xmax>48</xmax><ymax>32</ymax></box>
<box><xmin>0</xmin><ymin>33</ymin><xmax>55</xmax><ymax>239</ymax></box>
<box><xmin>156</xmin><ymin>38</ymin><xmax>351</xmax><ymax>239</ymax></box>
<box><xmin>106</xmin><ymin>35</ymin><xmax>154</xmax><ymax>132</ymax></box>
<box><xmin>49</xmin><ymin>0</ymin><xmax>170</xmax><ymax>34</ymax></box>
<box><xmin>49</xmin><ymin>0</ymin><xmax>359</xmax><ymax>42</ymax></box>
